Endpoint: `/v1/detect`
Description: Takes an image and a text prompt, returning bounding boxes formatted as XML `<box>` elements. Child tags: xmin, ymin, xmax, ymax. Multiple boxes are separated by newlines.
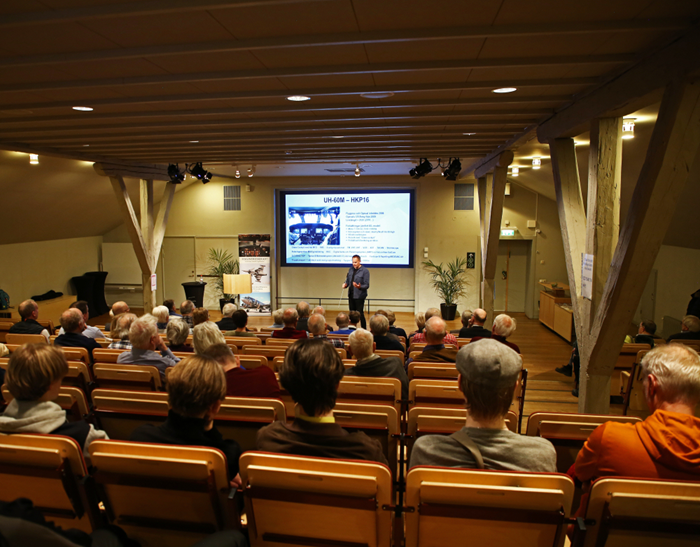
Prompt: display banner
<box><xmin>239</xmin><ymin>234</ymin><xmax>271</xmax><ymax>315</ymax></box>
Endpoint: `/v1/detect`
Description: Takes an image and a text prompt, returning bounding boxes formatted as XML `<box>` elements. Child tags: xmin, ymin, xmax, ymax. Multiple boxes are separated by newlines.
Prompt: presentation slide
<box><xmin>279</xmin><ymin>189</ymin><xmax>415</xmax><ymax>267</ymax></box>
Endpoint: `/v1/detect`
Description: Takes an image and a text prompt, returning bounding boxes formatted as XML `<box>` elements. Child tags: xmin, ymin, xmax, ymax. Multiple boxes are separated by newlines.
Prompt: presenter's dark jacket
<box><xmin>345</xmin><ymin>266</ymin><xmax>369</xmax><ymax>299</ymax></box>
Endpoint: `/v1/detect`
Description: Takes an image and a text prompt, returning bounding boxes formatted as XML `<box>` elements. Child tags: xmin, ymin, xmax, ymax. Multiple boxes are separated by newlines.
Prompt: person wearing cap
<box><xmin>409</xmin><ymin>339</ymin><xmax>556</xmax><ymax>471</ymax></box>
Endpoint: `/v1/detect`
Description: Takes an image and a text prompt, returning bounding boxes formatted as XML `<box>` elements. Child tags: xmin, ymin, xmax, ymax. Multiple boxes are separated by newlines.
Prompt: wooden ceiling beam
<box><xmin>95</xmin><ymin>162</ymin><xmax>171</xmax><ymax>182</ymax></box>
<box><xmin>463</xmin><ymin>127</ymin><xmax>538</xmax><ymax>177</ymax></box>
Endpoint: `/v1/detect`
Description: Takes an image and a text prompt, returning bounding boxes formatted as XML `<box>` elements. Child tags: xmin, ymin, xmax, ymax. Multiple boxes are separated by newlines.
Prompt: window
<box><xmin>223</xmin><ymin>185</ymin><xmax>241</xmax><ymax>211</ymax></box>
<box><xmin>454</xmin><ymin>183</ymin><xmax>474</xmax><ymax>210</ymax></box>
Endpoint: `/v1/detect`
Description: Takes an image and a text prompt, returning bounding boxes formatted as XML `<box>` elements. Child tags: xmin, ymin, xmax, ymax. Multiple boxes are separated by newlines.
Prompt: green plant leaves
<box><xmin>422</xmin><ymin>256</ymin><xmax>469</xmax><ymax>306</ymax></box>
<box><xmin>207</xmin><ymin>248</ymin><xmax>240</xmax><ymax>299</ymax></box>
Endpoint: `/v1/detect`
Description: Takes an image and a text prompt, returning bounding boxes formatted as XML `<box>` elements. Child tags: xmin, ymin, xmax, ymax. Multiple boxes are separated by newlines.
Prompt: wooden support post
<box><xmin>140</xmin><ymin>179</ymin><xmax>156</xmax><ymax>311</ymax></box>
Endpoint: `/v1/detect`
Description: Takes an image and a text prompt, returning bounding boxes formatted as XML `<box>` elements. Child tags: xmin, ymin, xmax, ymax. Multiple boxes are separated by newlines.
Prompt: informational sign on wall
<box><xmin>581</xmin><ymin>253</ymin><xmax>594</xmax><ymax>300</ymax></box>
<box><xmin>239</xmin><ymin>234</ymin><xmax>271</xmax><ymax>315</ymax></box>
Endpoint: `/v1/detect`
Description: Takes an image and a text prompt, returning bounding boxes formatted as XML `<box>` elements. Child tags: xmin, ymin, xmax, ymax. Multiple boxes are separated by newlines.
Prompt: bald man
<box><xmin>458</xmin><ymin>308</ymin><xmax>491</xmax><ymax>339</ymax></box>
<box><xmin>415</xmin><ymin>316</ymin><xmax>459</xmax><ymax>363</ymax></box>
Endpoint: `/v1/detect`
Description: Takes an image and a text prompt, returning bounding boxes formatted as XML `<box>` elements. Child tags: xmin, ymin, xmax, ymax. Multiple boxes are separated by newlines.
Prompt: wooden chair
<box><xmin>59</xmin><ymin>346</ymin><xmax>90</xmax><ymax>364</ymax></box>
<box><xmin>622</xmin><ymin>350</ymin><xmax>650</xmax><ymax>417</ymax></box>
<box><xmin>0</xmin><ymin>433</ymin><xmax>102</xmax><ymax>533</ymax></box>
<box><xmin>265</xmin><ymin>337</ymin><xmax>297</xmax><ymax>347</ymax></box>
<box><xmin>611</xmin><ymin>343</ymin><xmax>651</xmax><ymax>396</ymax></box>
<box><xmin>243</xmin><ymin>345</ymin><xmax>286</xmax><ymax>359</ymax></box>
<box><xmin>405</xmin><ymin>467</ymin><xmax>574</xmax><ymax>547</ymax></box>
<box><xmin>376</xmin><ymin>349</ymin><xmax>404</xmax><ymax>361</ymax></box>
<box><xmin>240</xmin><ymin>452</ymin><xmax>393</xmax><ymax>547</ymax></box>
<box><xmin>456</xmin><ymin>338</ymin><xmax>471</xmax><ymax>347</ymax></box>
<box><xmin>409</xmin><ymin>379</ymin><xmax>464</xmax><ymax>410</ymax></box>
<box><xmin>38</xmin><ymin>319</ymin><xmax>56</xmax><ymax>333</ymax></box>
<box><xmin>216</xmin><ymin>397</ymin><xmax>287</xmax><ymax>452</ymax></box>
<box><xmin>225</xmin><ymin>336</ymin><xmax>262</xmax><ymax>351</ymax></box>
<box><xmin>64</xmin><ymin>359</ymin><xmax>94</xmax><ymax>391</ymax></box>
<box><xmin>239</xmin><ymin>354</ymin><xmax>271</xmax><ymax>370</ymax></box>
<box><xmin>6</xmin><ymin>333</ymin><xmax>47</xmax><ymax>345</ymax></box>
<box><xmin>93</xmin><ymin>348</ymin><xmax>128</xmax><ymax>362</ymax></box>
<box><xmin>258</xmin><ymin>327</ymin><xmax>282</xmax><ymax>333</ymax></box>
<box><xmin>91</xmin><ymin>389</ymin><xmax>169</xmax><ymax>439</ymax></box>
<box><xmin>0</xmin><ymin>320</ymin><xmax>14</xmax><ymax>343</ymax></box>
<box><xmin>89</xmin><ymin>440</ymin><xmax>238</xmax><ymax>547</ymax></box>
<box><xmin>408</xmin><ymin>342</ymin><xmax>457</xmax><ymax>353</ymax></box>
<box><xmin>2</xmin><ymin>384</ymin><xmax>90</xmax><ymax>422</ymax></box>
<box><xmin>337</xmin><ymin>376</ymin><xmax>403</xmax><ymax>417</ymax></box>
<box><xmin>93</xmin><ymin>363</ymin><xmax>162</xmax><ymax>391</ymax></box>
<box><xmin>407</xmin><ymin>361</ymin><xmax>458</xmax><ymax>381</ymax></box>
<box><xmin>257</xmin><ymin>332</ymin><xmax>272</xmax><ymax>344</ymax></box>
<box><xmin>667</xmin><ymin>339</ymin><xmax>700</xmax><ymax>349</ymax></box>
<box><xmin>578</xmin><ymin>477</ymin><xmax>700</xmax><ymax>547</ymax></box>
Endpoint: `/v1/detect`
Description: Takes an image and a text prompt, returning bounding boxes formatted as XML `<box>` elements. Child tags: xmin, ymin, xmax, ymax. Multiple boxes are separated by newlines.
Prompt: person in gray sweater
<box><xmin>410</xmin><ymin>338</ymin><xmax>556</xmax><ymax>472</ymax></box>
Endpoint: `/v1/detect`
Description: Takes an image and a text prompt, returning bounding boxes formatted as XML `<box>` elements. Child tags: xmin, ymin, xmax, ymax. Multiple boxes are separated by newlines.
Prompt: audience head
<box><xmin>111</xmin><ymin>301</ymin><xmax>130</xmax><ymax>317</ymax></box>
<box><xmin>640</xmin><ymin>344</ymin><xmax>700</xmax><ymax>411</ymax></box>
<box><xmin>335</xmin><ymin>312</ymin><xmax>349</xmax><ymax>329</ymax></box>
<box><xmin>129</xmin><ymin>314</ymin><xmax>159</xmax><ymax>350</ymax></box>
<box><xmin>386</xmin><ymin>309</ymin><xmax>397</xmax><ymax>326</ymax></box>
<box><xmin>152</xmin><ymin>305</ymin><xmax>170</xmax><ymax>324</ymax></box>
<box><xmin>461</xmin><ymin>310</ymin><xmax>473</xmax><ymax>327</ymax></box>
<box><xmin>163</xmin><ymin>299</ymin><xmax>176</xmax><ymax>313</ymax></box>
<box><xmin>180</xmin><ymin>300</ymin><xmax>194</xmax><ymax>315</ymax></box>
<box><xmin>424</xmin><ymin>316</ymin><xmax>447</xmax><ymax>345</ymax></box>
<box><xmin>18</xmin><ymin>299</ymin><xmax>39</xmax><ymax>320</ymax></box>
<box><xmin>456</xmin><ymin>339</ymin><xmax>522</xmax><ymax>421</ymax></box>
<box><xmin>192</xmin><ymin>307</ymin><xmax>209</xmax><ymax>326</ymax></box>
<box><xmin>6</xmin><ymin>344</ymin><xmax>68</xmax><ymax>401</ymax></box>
<box><xmin>349</xmin><ymin>328</ymin><xmax>374</xmax><ymax>360</ymax></box>
<box><xmin>271</xmin><ymin>308</ymin><xmax>284</xmax><ymax>325</ymax></box>
<box><xmin>492</xmin><ymin>314</ymin><xmax>517</xmax><ymax>338</ymax></box>
<box><xmin>222</xmin><ymin>303</ymin><xmax>237</xmax><ymax>318</ymax></box>
<box><xmin>308</xmin><ymin>313</ymin><xmax>327</xmax><ymax>335</ymax></box>
<box><xmin>369</xmin><ymin>313</ymin><xmax>389</xmax><ymax>336</ymax></box>
<box><xmin>296</xmin><ymin>301</ymin><xmax>310</xmax><ymax>318</ymax></box>
<box><xmin>414</xmin><ymin>311</ymin><xmax>426</xmax><ymax>331</ymax></box>
<box><xmin>283</xmin><ymin>308</ymin><xmax>299</xmax><ymax>327</ymax></box>
<box><xmin>111</xmin><ymin>313</ymin><xmax>137</xmax><ymax>340</ymax></box>
<box><xmin>639</xmin><ymin>320</ymin><xmax>657</xmax><ymax>336</ymax></box>
<box><xmin>376</xmin><ymin>309</ymin><xmax>389</xmax><ymax>320</ymax></box>
<box><xmin>201</xmin><ymin>343</ymin><xmax>236</xmax><ymax>366</ymax></box>
<box><xmin>60</xmin><ymin>308</ymin><xmax>84</xmax><ymax>334</ymax></box>
<box><xmin>70</xmin><ymin>300</ymin><xmax>90</xmax><ymax>319</ymax></box>
<box><xmin>313</xmin><ymin>306</ymin><xmax>325</xmax><ymax>317</ymax></box>
<box><xmin>232</xmin><ymin>309</ymin><xmax>249</xmax><ymax>330</ymax></box>
<box><xmin>424</xmin><ymin>307</ymin><xmax>441</xmax><ymax>321</ymax></box>
<box><xmin>681</xmin><ymin>315</ymin><xmax>700</xmax><ymax>333</ymax></box>
<box><xmin>348</xmin><ymin>310</ymin><xmax>361</xmax><ymax>326</ymax></box>
<box><xmin>166</xmin><ymin>318</ymin><xmax>189</xmax><ymax>347</ymax></box>
<box><xmin>192</xmin><ymin>321</ymin><xmax>226</xmax><ymax>355</ymax></box>
<box><xmin>167</xmin><ymin>355</ymin><xmax>226</xmax><ymax>419</ymax></box>
<box><xmin>280</xmin><ymin>339</ymin><xmax>344</xmax><ymax>417</ymax></box>
<box><xmin>471</xmin><ymin>308</ymin><xmax>487</xmax><ymax>326</ymax></box>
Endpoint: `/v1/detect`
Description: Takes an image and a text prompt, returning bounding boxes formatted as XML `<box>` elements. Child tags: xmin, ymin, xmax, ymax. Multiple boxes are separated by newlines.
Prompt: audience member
<box><xmin>192</xmin><ymin>307</ymin><xmax>209</xmax><ymax>327</ymax></box>
<box><xmin>346</xmin><ymin>328</ymin><xmax>408</xmax><ymax>399</ymax></box>
<box><xmin>54</xmin><ymin>308</ymin><xmax>101</xmax><ymax>363</ymax></box>
<box><xmin>625</xmin><ymin>320</ymin><xmax>657</xmax><ymax>347</ymax></box>
<box><xmin>152</xmin><ymin>305</ymin><xmax>170</xmax><ymax>332</ymax></box>
<box><xmin>667</xmin><ymin>315</ymin><xmax>700</xmax><ymax>342</ymax></box>
<box><xmin>108</xmin><ymin>313</ymin><xmax>137</xmax><ymax>350</ymax></box>
<box><xmin>9</xmin><ymin>299</ymin><xmax>50</xmax><ymax>342</ymax></box>
<box><xmin>269</xmin><ymin>308</ymin><xmax>284</xmax><ymax>329</ymax></box>
<box><xmin>224</xmin><ymin>310</ymin><xmax>256</xmax><ymax>337</ymax></box>
<box><xmin>459</xmin><ymin>308</ymin><xmax>492</xmax><ymax>339</ymax></box>
<box><xmin>308</xmin><ymin>314</ymin><xmax>344</xmax><ymax>348</ymax></box>
<box><xmin>202</xmin><ymin>343</ymin><xmax>280</xmax><ymax>398</ymax></box>
<box><xmin>370</xmin><ymin>314</ymin><xmax>405</xmax><ymax>353</ymax></box>
<box><xmin>451</xmin><ymin>309</ymin><xmax>472</xmax><ymax>335</ymax></box>
<box><xmin>386</xmin><ymin>309</ymin><xmax>408</xmax><ymax>339</ymax></box>
<box><xmin>0</xmin><ymin>344</ymin><xmax>108</xmax><ymax>451</ymax></box>
<box><xmin>473</xmin><ymin>314</ymin><xmax>519</xmax><ymax>353</ymax></box>
<box><xmin>131</xmin><ymin>355</ymin><xmax>242</xmax><ymax>485</ymax></box>
<box><xmin>166</xmin><ymin>319</ymin><xmax>193</xmax><ymax>352</ymax></box>
<box><xmin>348</xmin><ymin>310</ymin><xmax>361</xmax><ymax>330</ymax></box>
<box><xmin>271</xmin><ymin>308</ymin><xmax>308</xmax><ymax>339</ymax></box>
<box><xmin>295</xmin><ymin>301</ymin><xmax>311</xmax><ymax>331</ymax></box>
<box><xmin>216</xmin><ymin>303</ymin><xmax>237</xmax><ymax>331</ymax></box>
<box><xmin>193</xmin><ymin>321</ymin><xmax>227</xmax><ymax>354</ymax></box>
<box><xmin>330</xmin><ymin>312</ymin><xmax>353</xmax><ymax>334</ymax></box>
<box><xmin>117</xmin><ymin>314</ymin><xmax>180</xmax><ymax>379</ymax></box>
<box><xmin>411</xmin><ymin>308</ymin><xmax>458</xmax><ymax>345</ymax></box>
<box><xmin>313</xmin><ymin>306</ymin><xmax>333</xmax><ymax>331</ymax></box>
<box><xmin>409</xmin><ymin>311</ymin><xmax>426</xmax><ymax>339</ymax></box>
<box><xmin>256</xmin><ymin>339</ymin><xmax>388</xmax><ymax>464</ymax></box>
<box><xmin>410</xmin><ymin>339</ymin><xmax>554</xmax><ymax>471</ymax></box>
<box><xmin>413</xmin><ymin>316</ymin><xmax>458</xmax><ymax>363</ymax></box>
<box><xmin>57</xmin><ymin>301</ymin><xmax>105</xmax><ymax>339</ymax></box>
<box><xmin>105</xmin><ymin>301</ymin><xmax>130</xmax><ymax>331</ymax></box>
<box><xmin>687</xmin><ymin>289</ymin><xmax>700</xmax><ymax>319</ymax></box>
<box><xmin>163</xmin><ymin>298</ymin><xmax>181</xmax><ymax>317</ymax></box>
<box><xmin>180</xmin><ymin>300</ymin><xmax>195</xmax><ymax>327</ymax></box>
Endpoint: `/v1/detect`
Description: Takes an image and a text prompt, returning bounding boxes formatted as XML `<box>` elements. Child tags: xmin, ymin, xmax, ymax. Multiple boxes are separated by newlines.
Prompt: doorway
<box><xmin>494</xmin><ymin>239</ymin><xmax>530</xmax><ymax>313</ymax></box>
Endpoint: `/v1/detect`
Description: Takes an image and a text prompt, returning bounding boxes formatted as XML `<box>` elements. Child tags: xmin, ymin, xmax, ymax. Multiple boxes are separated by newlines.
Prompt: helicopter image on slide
<box><xmin>288</xmin><ymin>206</ymin><xmax>340</xmax><ymax>246</ymax></box>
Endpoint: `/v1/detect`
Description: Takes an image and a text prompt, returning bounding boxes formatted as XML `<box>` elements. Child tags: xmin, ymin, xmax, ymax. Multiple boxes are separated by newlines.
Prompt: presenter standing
<box><xmin>342</xmin><ymin>255</ymin><xmax>369</xmax><ymax>329</ymax></box>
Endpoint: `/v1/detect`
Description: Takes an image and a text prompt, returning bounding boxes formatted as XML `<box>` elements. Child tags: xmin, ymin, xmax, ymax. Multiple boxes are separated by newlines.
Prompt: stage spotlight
<box><xmin>409</xmin><ymin>158</ymin><xmax>433</xmax><ymax>179</ymax></box>
<box><xmin>167</xmin><ymin>163</ymin><xmax>185</xmax><ymax>183</ymax></box>
<box><xmin>189</xmin><ymin>162</ymin><xmax>213</xmax><ymax>183</ymax></box>
<box><xmin>441</xmin><ymin>158</ymin><xmax>462</xmax><ymax>181</ymax></box>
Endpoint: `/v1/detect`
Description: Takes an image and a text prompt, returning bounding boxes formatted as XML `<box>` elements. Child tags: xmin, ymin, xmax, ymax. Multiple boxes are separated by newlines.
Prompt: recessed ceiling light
<box><xmin>190</xmin><ymin>140</ymin><xmax>199</xmax><ymax>143</ymax></box>
<box><xmin>463</xmin><ymin>132</ymin><xmax>476</xmax><ymax>136</ymax></box>
<box><xmin>285</xmin><ymin>150</ymin><xmax>293</xmax><ymax>155</ymax></box>
<box><xmin>72</xmin><ymin>106</ymin><xmax>93</xmax><ymax>111</ymax></box>
<box><xmin>287</xmin><ymin>95</ymin><xmax>310</xmax><ymax>102</ymax></box>
<box><xmin>330</xmin><ymin>136</ymin><xmax>344</xmax><ymax>139</ymax></box>
<box><xmin>361</xmin><ymin>92</ymin><xmax>394</xmax><ymax>99</ymax></box>
<box><xmin>492</xmin><ymin>87</ymin><xmax>517</xmax><ymax>94</ymax></box>
<box><xmin>83</xmin><ymin>144</ymin><xmax>90</xmax><ymax>147</ymax></box>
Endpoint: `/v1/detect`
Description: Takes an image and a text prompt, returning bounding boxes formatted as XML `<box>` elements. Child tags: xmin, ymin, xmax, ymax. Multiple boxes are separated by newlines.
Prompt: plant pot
<box><xmin>219</xmin><ymin>298</ymin><xmax>236</xmax><ymax>312</ymax></box>
<box><xmin>441</xmin><ymin>303</ymin><xmax>457</xmax><ymax>321</ymax></box>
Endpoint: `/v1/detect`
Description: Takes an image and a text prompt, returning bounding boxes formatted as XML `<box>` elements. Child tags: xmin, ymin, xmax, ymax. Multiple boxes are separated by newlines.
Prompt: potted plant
<box><xmin>207</xmin><ymin>248</ymin><xmax>240</xmax><ymax>311</ymax></box>
<box><xmin>422</xmin><ymin>256</ymin><xmax>469</xmax><ymax>320</ymax></box>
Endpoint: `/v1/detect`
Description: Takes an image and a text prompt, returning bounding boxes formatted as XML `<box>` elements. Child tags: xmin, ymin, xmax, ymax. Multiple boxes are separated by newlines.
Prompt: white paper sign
<box><xmin>581</xmin><ymin>254</ymin><xmax>593</xmax><ymax>300</ymax></box>
<box><xmin>150</xmin><ymin>273</ymin><xmax>157</xmax><ymax>291</ymax></box>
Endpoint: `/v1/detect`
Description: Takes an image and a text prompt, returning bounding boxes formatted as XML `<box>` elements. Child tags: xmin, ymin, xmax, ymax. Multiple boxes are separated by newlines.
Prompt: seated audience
<box><xmin>451</xmin><ymin>309</ymin><xmax>472</xmax><ymax>335</ymax></box>
<box><xmin>0</xmin><ymin>344</ymin><xmax>108</xmax><ymax>451</ymax></box>
<box><xmin>473</xmin><ymin>313</ymin><xmax>519</xmax><ymax>353</ymax></box>
<box><xmin>269</xmin><ymin>308</ymin><xmax>284</xmax><ymax>329</ymax></box>
<box><xmin>117</xmin><ymin>314</ymin><xmax>180</xmax><ymax>379</ymax></box>
<box><xmin>223</xmin><ymin>310</ymin><xmax>256</xmax><ymax>337</ymax></box>
<box><xmin>458</xmin><ymin>308</ymin><xmax>491</xmax><ymax>339</ymax></box>
<box><xmin>296</xmin><ymin>301</ymin><xmax>311</xmax><ymax>332</ymax></box>
<box><xmin>202</xmin><ymin>343</ymin><xmax>281</xmax><ymax>398</ymax></box>
<box><xmin>312</xmin><ymin>305</ymin><xmax>333</xmax><ymax>331</ymax></box>
<box><xmin>346</xmin><ymin>328</ymin><xmax>408</xmax><ymax>399</ymax></box>
<box><xmin>57</xmin><ymin>300</ymin><xmax>105</xmax><ymax>339</ymax></box>
<box><xmin>256</xmin><ymin>339</ymin><xmax>388</xmax><ymax>464</ymax></box>
<box><xmin>166</xmin><ymin>319</ymin><xmax>193</xmax><ymax>352</ymax></box>
<box><xmin>9</xmin><ymin>299</ymin><xmax>50</xmax><ymax>342</ymax></box>
<box><xmin>216</xmin><ymin>303</ymin><xmax>237</xmax><ymax>331</ymax></box>
<box><xmin>688</xmin><ymin>289</ymin><xmax>700</xmax><ymax>319</ymax></box>
<box><xmin>180</xmin><ymin>300</ymin><xmax>195</xmax><ymax>327</ymax></box>
<box><xmin>152</xmin><ymin>305</ymin><xmax>170</xmax><ymax>332</ymax></box>
<box><xmin>193</xmin><ymin>321</ymin><xmax>227</xmax><ymax>354</ymax></box>
<box><xmin>163</xmin><ymin>298</ymin><xmax>181</xmax><ymax>317</ymax></box>
<box><xmin>108</xmin><ymin>313</ymin><xmax>137</xmax><ymax>350</ymax></box>
<box><xmin>192</xmin><ymin>307</ymin><xmax>210</xmax><ymax>327</ymax></box>
<box><xmin>667</xmin><ymin>315</ymin><xmax>700</xmax><ymax>342</ymax></box>
<box><xmin>308</xmin><ymin>314</ymin><xmax>344</xmax><ymax>348</ymax></box>
<box><xmin>348</xmin><ymin>310</ymin><xmax>361</xmax><ymax>331</ymax></box>
<box><xmin>411</xmin><ymin>308</ymin><xmax>458</xmax><ymax>345</ymax></box>
<box><xmin>330</xmin><ymin>312</ymin><xmax>353</xmax><ymax>334</ymax></box>
<box><xmin>379</xmin><ymin>309</ymin><xmax>407</xmax><ymax>340</ymax></box>
<box><xmin>624</xmin><ymin>319</ymin><xmax>657</xmax><ymax>347</ymax></box>
<box><xmin>409</xmin><ymin>311</ymin><xmax>426</xmax><ymax>340</ymax></box>
<box><xmin>410</xmin><ymin>339</ymin><xmax>555</xmax><ymax>471</ymax></box>
<box><xmin>271</xmin><ymin>308</ymin><xmax>308</xmax><ymax>339</ymax></box>
<box><xmin>370</xmin><ymin>314</ymin><xmax>405</xmax><ymax>353</ymax></box>
<box><xmin>54</xmin><ymin>308</ymin><xmax>102</xmax><ymax>363</ymax></box>
<box><xmin>105</xmin><ymin>300</ymin><xmax>130</xmax><ymax>330</ymax></box>
<box><xmin>131</xmin><ymin>355</ymin><xmax>242</xmax><ymax>484</ymax></box>
<box><xmin>412</xmin><ymin>316</ymin><xmax>458</xmax><ymax>363</ymax></box>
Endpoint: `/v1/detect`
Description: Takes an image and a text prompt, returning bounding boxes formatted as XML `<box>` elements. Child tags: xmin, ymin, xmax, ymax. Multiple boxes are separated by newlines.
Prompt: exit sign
<box><xmin>501</xmin><ymin>229</ymin><xmax>515</xmax><ymax>236</ymax></box>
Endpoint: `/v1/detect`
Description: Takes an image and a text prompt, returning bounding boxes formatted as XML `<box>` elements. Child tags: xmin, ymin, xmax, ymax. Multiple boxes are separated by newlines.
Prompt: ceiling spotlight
<box><xmin>360</xmin><ymin>92</ymin><xmax>395</xmax><ymax>99</ymax></box>
<box><xmin>622</xmin><ymin>118</ymin><xmax>635</xmax><ymax>139</ymax></box>
<box><xmin>72</xmin><ymin>106</ymin><xmax>93</xmax><ymax>111</ymax></box>
<box><xmin>167</xmin><ymin>163</ymin><xmax>185</xmax><ymax>184</ymax></box>
<box><xmin>532</xmin><ymin>157</ymin><xmax>542</xmax><ymax>170</ymax></box>
<box><xmin>492</xmin><ymin>87</ymin><xmax>517</xmax><ymax>94</ymax></box>
<box><xmin>511</xmin><ymin>167</ymin><xmax>519</xmax><ymax>177</ymax></box>
<box><xmin>188</xmin><ymin>162</ymin><xmax>212</xmax><ymax>183</ymax></box>
<box><xmin>355</xmin><ymin>165</ymin><xmax>361</xmax><ymax>177</ymax></box>
<box><xmin>409</xmin><ymin>158</ymin><xmax>433</xmax><ymax>179</ymax></box>
<box><xmin>247</xmin><ymin>165</ymin><xmax>255</xmax><ymax>178</ymax></box>
<box><xmin>287</xmin><ymin>95</ymin><xmax>310</xmax><ymax>102</ymax></box>
<box><xmin>29</xmin><ymin>154</ymin><xmax>39</xmax><ymax>165</ymax></box>
<box><xmin>463</xmin><ymin>132</ymin><xmax>476</xmax><ymax>136</ymax></box>
<box><xmin>441</xmin><ymin>158</ymin><xmax>462</xmax><ymax>181</ymax></box>
<box><xmin>235</xmin><ymin>168</ymin><xmax>241</xmax><ymax>178</ymax></box>
<box><xmin>190</xmin><ymin>140</ymin><xmax>199</xmax><ymax>143</ymax></box>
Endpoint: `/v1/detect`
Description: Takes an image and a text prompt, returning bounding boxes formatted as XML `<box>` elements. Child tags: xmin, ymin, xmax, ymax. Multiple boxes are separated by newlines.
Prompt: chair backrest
<box><xmin>243</xmin><ymin>345</ymin><xmax>286</xmax><ymax>358</ymax></box>
<box><xmin>240</xmin><ymin>451</ymin><xmax>393</xmax><ymax>547</ymax></box>
<box><xmin>581</xmin><ymin>477</ymin><xmax>700</xmax><ymax>547</ymax></box>
<box><xmin>91</xmin><ymin>388</ymin><xmax>169</xmax><ymax>439</ymax></box>
<box><xmin>0</xmin><ymin>433</ymin><xmax>100</xmax><ymax>533</ymax></box>
<box><xmin>226</xmin><ymin>336</ymin><xmax>262</xmax><ymax>350</ymax></box>
<box><xmin>0</xmin><ymin>321</ymin><xmax>14</xmax><ymax>344</ymax></box>
<box><xmin>409</xmin><ymin>378</ymin><xmax>464</xmax><ymax>410</ymax></box>
<box><xmin>6</xmin><ymin>333</ymin><xmax>47</xmax><ymax>345</ymax></box>
<box><xmin>335</xmin><ymin>347</ymin><xmax>347</xmax><ymax>359</ymax></box>
<box><xmin>407</xmin><ymin>361</ymin><xmax>458</xmax><ymax>381</ymax></box>
<box><xmin>265</xmin><ymin>337</ymin><xmax>297</xmax><ymax>347</ymax></box>
<box><xmin>62</xmin><ymin>359</ymin><xmax>94</xmax><ymax>390</ymax></box>
<box><xmin>456</xmin><ymin>338</ymin><xmax>471</xmax><ymax>347</ymax></box>
<box><xmin>93</xmin><ymin>362</ymin><xmax>162</xmax><ymax>391</ymax></box>
<box><xmin>258</xmin><ymin>327</ymin><xmax>282</xmax><ymax>333</ymax></box>
<box><xmin>89</xmin><ymin>440</ymin><xmax>236</xmax><ymax>544</ymax></box>
<box><xmin>405</xmin><ymin>467</ymin><xmax>574</xmax><ymax>547</ymax></box>
<box><xmin>57</xmin><ymin>346</ymin><xmax>90</xmax><ymax>363</ymax></box>
<box><xmin>611</xmin><ymin>343</ymin><xmax>652</xmax><ymax>396</ymax></box>
<box><xmin>375</xmin><ymin>349</ymin><xmax>404</xmax><ymax>360</ymax></box>
<box><xmin>216</xmin><ymin>396</ymin><xmax>287</xmax><ymax>452</ymax></box>
<box><xmin>623</xmin><ymin>352</ymin><xmax>650</xmax><ymax>417</ymax></box>
<box><xmin>337</xmin><ymin>376</ymin><xmax>403</xmax><ymax>416</ymax></box>
<box><xmin>239</xmin><ymin>354</ymin><xmax>271</xmax><ymax>370</ymax></box>
<box><xmin>93</xmin><ymin>348</ymin><xmax>128</xmax><ymax>362</ymax></box>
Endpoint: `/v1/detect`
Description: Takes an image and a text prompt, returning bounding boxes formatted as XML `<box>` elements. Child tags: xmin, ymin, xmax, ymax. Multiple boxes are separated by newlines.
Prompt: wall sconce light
<box><xmin>511</xmin><ymin>167</ymin><xmax>519</xmax><ymax>177</ymax></box>
<box><xmin>532</xmin><ymin>157</ymin><xmax>541</xmax><ymax>170</ymax></box>
<box><xmin>29</xmin><ymin>154</ymin><xmax>39</xmax><ymax>165</ymax></box>
<box><xmin>622</xmin><ymin>118</ymin><xmax>635</xmax><ymax>139</ymax></box>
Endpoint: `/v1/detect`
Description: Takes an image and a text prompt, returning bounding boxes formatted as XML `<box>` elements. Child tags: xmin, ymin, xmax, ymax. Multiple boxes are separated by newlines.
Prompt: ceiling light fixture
<box><xmin>409</xmin><ymin>158</ymin><xmax>433</xmax><ymax>179</ymax></box>
<box><xmin>29</xmin><ymin>154</ymin><xmax>39</xmax><ymax>165</ymax></box>
<box><xmin>72</xmin><ymin>106</ymin><xmax>93</xmax><ymax>111</ymax></box>
<box><xmin>441</xmin><ymin>158</ymin><xmax>462</xmax><ymax>181</ymax></box>
<box><xmin>188</xmin><ymin>162</ymin><xmax>213</xmax><ymax>184</ymax></box>
<box><xmin>355</xmin><ymin>165</ymin><xmax>361</xmax><ymax>177</ymax></box>
<box><xmin>287</xmin><ymin>95</ymin><xmax>310</xmax><ymax>102</ymax></box>
<box><xmin>167</xmin><ymin>164</ymin><xmax>185</xmax><ymax>184</ymax></box>
<box><xmin>492</xmin><ymin>87</ymin><xmax>517</xmax><ymax>94</ymax></box>
<box><xmin>532</xmin><ymin>157</ymin><xmax>542</xmax><ymax>169</ymax></box>
<box><xmin>622</xmin><ymin>118</ymin><xmax>636</xmax><ymax>139</ymax></box>
<box><xmin>247</xmin><ymin>165</ymin><xmax>255</xmax><ymax>178</ymax></box>
<box><xmin>360</xmin><ymin>92</ymin><xmax>394</xmax><ymax>99</ymax></box>
<box><xmin>190</xmin><ymin>140</ymin><xmax>199</xmax><ymax>143</ymax></box>
<box><xmin>235</xmin><ymin>168</ymin><xmax>241</xmax><ymax>178</ymax></box>
<box><xmin>511</xmin><ymin>167</ymin><xmax>519</xmax><ymax>177</ymax></box>
<box><xmin>463</xmin><ymin>132</ymin><xmax>476</xmax><ymax>136</ymax></box>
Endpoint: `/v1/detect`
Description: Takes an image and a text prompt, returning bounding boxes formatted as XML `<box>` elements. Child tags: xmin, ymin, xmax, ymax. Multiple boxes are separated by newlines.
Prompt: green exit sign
<box><xmin>501</xmin><ymin>229</ymin><xmax>515</xmax><ymax>236</ymax></box>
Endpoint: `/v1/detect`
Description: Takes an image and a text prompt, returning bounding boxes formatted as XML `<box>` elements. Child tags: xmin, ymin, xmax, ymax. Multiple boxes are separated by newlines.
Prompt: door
<box><xmin>494</xmin><ymin>240</ymin><xmax>529</xmax><ymax>313</ymax></box>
